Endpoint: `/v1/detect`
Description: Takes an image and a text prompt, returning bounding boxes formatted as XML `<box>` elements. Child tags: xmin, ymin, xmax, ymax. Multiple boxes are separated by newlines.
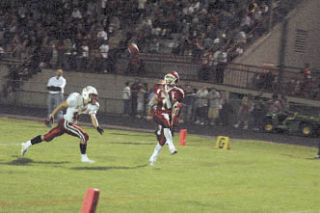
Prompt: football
<box><xmin>128</xmin><ymin>43</ymin><xmax>139</xmax><ymax>54</ymax></box>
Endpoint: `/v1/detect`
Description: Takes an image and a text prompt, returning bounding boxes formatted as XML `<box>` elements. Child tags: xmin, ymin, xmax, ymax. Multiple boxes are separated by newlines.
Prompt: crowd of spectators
<box><xmin>121</xmin><ymin>79</ymin><xmax>296</xmax><ymax>131</ymax></box>
<box><xmin>250</xmin><ymin>64</ymin><xmax>320</xmax><ymax>100</ymax></box>
<box><xmin>0</xmin><ymin>0</ymin><xmax>300</xmax><ymax>75</ymax></box>
<box><xmin>2</xmin><ymin>0</ymin><xmax>314</xmax><ymax>101</ymax></box>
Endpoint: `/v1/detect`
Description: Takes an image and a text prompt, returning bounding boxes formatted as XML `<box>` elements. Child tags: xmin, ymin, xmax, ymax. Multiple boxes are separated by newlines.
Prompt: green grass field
<box><xmin>0</xmin><ymin>117</ymin><xmax>320</xmax><ymax>213</ymax></box>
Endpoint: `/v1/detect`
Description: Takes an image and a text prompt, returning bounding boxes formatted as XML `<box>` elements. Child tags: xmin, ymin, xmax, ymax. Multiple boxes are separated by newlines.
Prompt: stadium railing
<box><xmin>1</xmin><ymin>77</ymin><xmax>319</xmax><ymax>130</ymax></box>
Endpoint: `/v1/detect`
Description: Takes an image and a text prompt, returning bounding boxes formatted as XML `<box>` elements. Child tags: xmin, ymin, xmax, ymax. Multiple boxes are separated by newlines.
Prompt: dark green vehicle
<box><xmin>263</xmin><ymin>111</ymin><xmax>320</xmax><ymax>137</ymax></box>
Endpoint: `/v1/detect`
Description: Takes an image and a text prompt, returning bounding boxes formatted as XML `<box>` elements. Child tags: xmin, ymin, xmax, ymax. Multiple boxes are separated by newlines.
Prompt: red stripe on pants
<box><xmin>43</xmin><ymin>119</ymin><xmax>89</xmax><ymax>142</ymax></box>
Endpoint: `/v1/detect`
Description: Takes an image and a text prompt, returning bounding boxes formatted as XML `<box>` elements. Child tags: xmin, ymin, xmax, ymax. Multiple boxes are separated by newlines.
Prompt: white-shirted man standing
<box><xmin>47</xmin><ymin>69</ymin><xmax>66</xmax><ymax>126</ymax></box>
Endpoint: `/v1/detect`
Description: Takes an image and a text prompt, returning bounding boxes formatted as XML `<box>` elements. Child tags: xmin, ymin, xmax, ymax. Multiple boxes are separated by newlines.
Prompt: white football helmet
<box><xmin>164</xmin><ymin>71</ymin><xmax>179</xmax><ymax>86</ymax></box>
<box><xmin>82</xmin><ymin>86</ymin><xmax>98</xmax><ymax>102</ymax></box>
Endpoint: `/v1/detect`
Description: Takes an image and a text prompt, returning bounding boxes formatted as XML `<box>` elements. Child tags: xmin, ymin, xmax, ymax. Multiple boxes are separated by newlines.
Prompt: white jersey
<box><xmin>47</xmin><ymin>76</ymin><xmax>66</xmax><ymax>94</ymax></box>
<box><xmin>64</xmin><ymin>92</ymin><xmax>99</xmax><ymax>123</ymax></box>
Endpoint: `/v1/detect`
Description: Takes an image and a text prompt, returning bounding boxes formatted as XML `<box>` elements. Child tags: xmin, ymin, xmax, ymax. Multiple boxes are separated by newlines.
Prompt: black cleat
<box><xmin>171</xmin><ymin>150</ymin><xmax>178</xmax><ymax>155</ymax></box>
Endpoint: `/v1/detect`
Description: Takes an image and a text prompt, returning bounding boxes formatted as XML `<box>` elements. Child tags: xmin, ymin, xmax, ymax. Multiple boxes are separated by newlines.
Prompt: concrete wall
<box><xmin>235</xmin><ymin>0</ymin><xmax>320</xmax><ymax>70</ymax></box>
<box><xmin>115</xmin><ymin>57</ymin><xmax>199</xmax><ymax>80</ymax></box>
<box><xmin>285</xmin><ymin>0</ymin><xmax>320</xmax><ymax>69</ymax></box>
<box><xmin>12</xmin><ymin>69</ymin><xmax>217</xmax><ymax>113</ymax></box>
<box><xmin>0</xmin><ymin>64</ymin><xmax>9</xmax><ymax>102</ymax></box>
<box><xmin>8</xmin><ymin>69</ymin><xmax>320</xmax><ymax>115</ymax></box>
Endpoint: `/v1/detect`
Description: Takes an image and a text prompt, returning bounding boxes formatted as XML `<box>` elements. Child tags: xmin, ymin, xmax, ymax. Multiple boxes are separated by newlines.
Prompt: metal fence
<box><xmin>2</xmin><ymin>54</ymin><xmax>320</xmax><ymax>102</ymax></box>
<box><xmin>1</xmin><ymin>76</ymin><xmax>320</xmax><ymax>132</ymax></box>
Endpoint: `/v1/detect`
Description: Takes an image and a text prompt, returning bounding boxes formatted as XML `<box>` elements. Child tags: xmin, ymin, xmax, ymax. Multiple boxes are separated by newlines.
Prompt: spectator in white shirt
<box><xmin>122</xmin><ymin>82</ymin><xmax>131</xmax><ymax>116</ymax></box>
<box><xmin>72</xmin><ymin>7</ymin><xmax>82</xmax><ymax>19</ymax></box>
<box><xmin>97</xmin><ymin>27</ymin><xmax>108</xmax><ymax>45</ymax></box>
<box><xmin>99</xmin><ymin>40</ymin><xmax>109</xmax><ymax>73</ymax></box>
<box><xmin>138</xmin><ymin>0</ymin><xmax>147</xmax><ymax>17</ymax></box>
<box><xmin>47</xmin><ymin>69</ymin><xmax>66</xmax><ymax>126</ymax></box>
<box><xmin>207</xmin><ymin>88</ymin><xmax>222</xmax><ymax>125</ymax></box>
<box><xmin>136</xmin><ymin>83</ymin><xmax>146</xmax><ymax>118</ymax></box>
<box><xmin>194</xmin><ymin>87</ymin><xmax>208</xmax><ymax>125</ymax></box>
<box><xmin>214</xmin><ymin>48</ymin><xmax>228</xmax><ymax>84</ymax></box>
<box><xmin>77</xmin><ymin>40</ymin><xmax>89</xmax><ymax>72</ymax></box>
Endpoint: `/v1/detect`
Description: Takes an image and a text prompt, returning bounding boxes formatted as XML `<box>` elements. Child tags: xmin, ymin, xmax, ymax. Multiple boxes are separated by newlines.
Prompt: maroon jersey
<box><xmin>151</xmin><ymin>84</ymin><xmax>184</xmax><ymax>127</ymax></box>
<box><xmin>153</xmin><ymin>84</ymin><xmax>184</xmax><ymax>112</ymax></box>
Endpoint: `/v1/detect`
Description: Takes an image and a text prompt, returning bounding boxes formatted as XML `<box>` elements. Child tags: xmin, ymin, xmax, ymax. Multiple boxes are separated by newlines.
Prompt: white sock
<box><xmin>81</xmin><ymin>154</ymin><xmax>88</xmax><ymax>159</ymax></box>
<box><xmin>163</xmin><ymin>128</ymin><xmax>176</xmax><ymax>152</ymax></box>
<box><xmin>25</xmin><ymin>141</ymin><xmax>32</xmax><ymax>149</ymax></box>
<box><xmin>157</xmin><ymin>125</ymin><xmax>162</xmax><ymax>135</ymax></box>
<box><xmin>149</xmin><ymin>143</ymin><xmax>162</xmax><ymax>162</ymax></box>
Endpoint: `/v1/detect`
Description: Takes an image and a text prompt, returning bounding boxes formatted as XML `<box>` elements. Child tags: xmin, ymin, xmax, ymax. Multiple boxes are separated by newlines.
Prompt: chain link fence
<box><xmin>1</xmin><ymin>77</ymin><xmax>320</xmax><ymax>132</ymax></box>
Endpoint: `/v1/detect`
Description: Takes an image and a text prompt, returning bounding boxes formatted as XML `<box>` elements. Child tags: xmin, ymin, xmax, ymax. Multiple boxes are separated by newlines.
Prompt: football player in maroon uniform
<box><xmin>148</xmin><ymin>71</ymin><xmax>185</xmax><ymax>165</ymax></box>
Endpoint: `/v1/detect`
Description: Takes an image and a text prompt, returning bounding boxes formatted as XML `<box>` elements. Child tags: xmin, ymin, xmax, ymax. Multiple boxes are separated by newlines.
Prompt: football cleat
<box><xmin>149</xmin><ymin>160</ymin><xmax>156</xmax><ymax>166</ymax></box>
<box><xmin>149</xmin><ymin>156</ymin><xmax>157</xmax><ymax>166</ymax></box>
<box><xmin>171</xmin><ymin>149</ymin><xmax>178</xmax><ymax>155</ymax></box>
<box><xmin>81</xmin><ymin>156</ymin><xmax>95</xmax><ymax>163</ymax></box>
<box><xmin>21</xmin><ymin>143</ymin><xmax>29</xmax><ymax>156</ymax></box>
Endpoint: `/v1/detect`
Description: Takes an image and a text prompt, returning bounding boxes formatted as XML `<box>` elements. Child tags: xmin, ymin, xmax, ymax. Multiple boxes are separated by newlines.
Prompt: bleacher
<box><xmin>1</xmin><ymin>0</ymin><xmax>318</xmax><ymax>118</ymax></box>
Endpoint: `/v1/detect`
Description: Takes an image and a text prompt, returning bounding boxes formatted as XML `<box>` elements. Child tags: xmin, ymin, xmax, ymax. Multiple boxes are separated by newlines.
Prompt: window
<box><xmin>294</xmin><ymin>29</ymin><xmax>308</xmax><ymax>53</ymax></box>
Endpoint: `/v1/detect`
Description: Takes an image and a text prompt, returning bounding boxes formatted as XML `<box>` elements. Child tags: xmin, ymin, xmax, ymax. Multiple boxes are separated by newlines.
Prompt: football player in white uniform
<box><xmin>21</xmin><ymin>86</ymin><xmax>104</xmax><ymax>163</ymax></box>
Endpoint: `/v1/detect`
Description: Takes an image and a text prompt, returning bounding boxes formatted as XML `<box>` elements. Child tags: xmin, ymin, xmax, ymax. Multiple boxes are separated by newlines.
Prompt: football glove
<box><xmin>44</xmin><ymin>115</ymin><xmax>54</xmax><ymax>127</ymax></box>
<box><xmin>96</xmin><ymin>126</ymin><xmax>104</xmax><ymax>135</ymax></box>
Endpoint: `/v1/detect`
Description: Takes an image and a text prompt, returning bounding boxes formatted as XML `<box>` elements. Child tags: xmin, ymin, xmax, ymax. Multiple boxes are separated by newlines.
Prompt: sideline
<box><xmin>1</xmin><ymin>113</ymin><xmax>318</xmax><ymax>147</ymax></box>
<box><xmin>0</xmin><ymin>113</ymin><xmax>217</xmax><ymax>140</ymax></box>
<box><xmin>1</xmin><ymin>113</ymin><xmax>154</xmax><ymax>133</ymax></box>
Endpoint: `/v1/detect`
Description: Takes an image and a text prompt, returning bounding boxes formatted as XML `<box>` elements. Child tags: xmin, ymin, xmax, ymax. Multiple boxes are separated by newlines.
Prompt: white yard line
<box><xmin>0</xmin><ymin>143</ymin><xmax>21</xmax><ymax>146</ymax></box>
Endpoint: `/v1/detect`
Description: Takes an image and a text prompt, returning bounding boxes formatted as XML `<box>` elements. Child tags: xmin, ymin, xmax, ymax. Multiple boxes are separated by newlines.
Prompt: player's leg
<box><xmin>21</xmin><ymin>120</ymin><xmax>65</xmax><ymax>156</ymax></box>
<box><xmin>149</xmin><ymin>143</ymin><xmax>162</xmax><ymax>166</ymax></box>
<box><xmin>149</xmin><ymin>112</ymin><xmax>177</xmax><ymax>165</ymax></box>
<box><xmin>163</xmin><ymin>127</ymin><xmax>177</xmax><ymax>154</ymax></box>
<box><xmin>316</xmin><ymin>140</ymin><xmax>320</xmax><ymax>158</ymax></box>
<box><xmin>149</xmin><ymin>125</ymin><xmax>165</xmax><ymax>165</ymax></box>
<box><xmin>21</xmin><ymin>135</ymin><xmax>43</xmax><ymax>156</ymax></box>
<box><xmin>63</xmin><ymin>120</ymin><xmax>94</xmax><ymax>163</ymax></box>
<box><xmin>155</xmin><ymin>112</ymin><xmax>177</xmax><ymax>153</ymax></box>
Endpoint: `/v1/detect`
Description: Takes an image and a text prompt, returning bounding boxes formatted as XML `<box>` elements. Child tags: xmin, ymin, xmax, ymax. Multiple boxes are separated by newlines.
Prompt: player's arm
<box><xmin>49</xmin><ymin>101</ymin><xmax>68</xmax><ymax>119</ymax></box>
<box><xmin>90</xmin><ymin>113</ymin><xmax>99</xmax><ymax>128</ymax></box>
<box><xmin>161</xmin><ymin>85</ymin><xmax>172</xmax><ymax>108</ymax></box>
<box><xmin>170</xmin><ymin>101</ymin><xmax>183</xmax><ymax>127</ymax></box>
<box><xmin>147</xmin><ymin>94</ymin><xmax>158</xmax><ymax>120</ymax></box>
<box><xmin>88</xmin><ymin>105</ymin><xmax>104</xmax><ymax>135</ymax></box>
<box><xmin>61</xmin><ymin>78</ymin><xmax>66</xmax><ymax>90</ymax></box>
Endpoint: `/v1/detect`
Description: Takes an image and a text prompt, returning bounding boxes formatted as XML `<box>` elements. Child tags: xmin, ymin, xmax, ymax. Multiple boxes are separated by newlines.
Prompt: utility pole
<box><xmin>268</xmin><ymin>0</ymin><xmax>274</xmax><ymax>32</ymax></box>
<box><xmin>278</xmin><ymin>18</ymin><xmax>288</xmax><ymax>92</ymax></box>
<box><xmin>97</xmin><ymin>0</ymin><xmax>102</xmax><ymax>23</ymax></box>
